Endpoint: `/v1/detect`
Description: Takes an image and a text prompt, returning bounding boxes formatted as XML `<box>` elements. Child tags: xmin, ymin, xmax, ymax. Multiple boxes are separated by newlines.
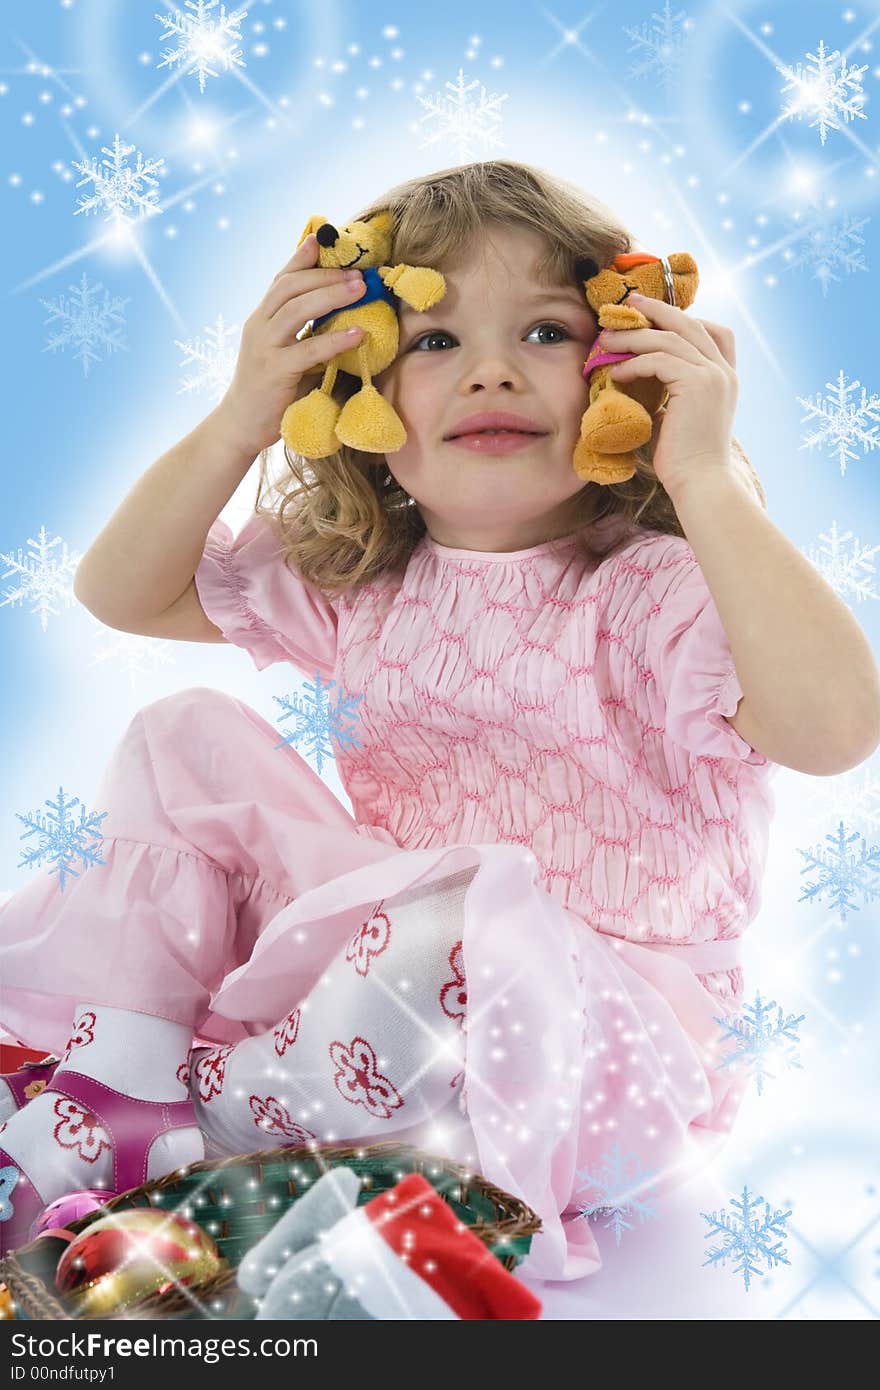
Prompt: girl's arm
<box><xmin>73</xmin><ymin>402</ymin><xmax>259</xmax><ymax>628</ymax></box>
<box><xmin>667</xmin><ymin>468</ymin><xmax>880</xmax><ymax>776</ymax></box>
<box><xmin>74</xmin><ymin>231</ymin><xmax>367</xmax><ymax>630</ymax></box>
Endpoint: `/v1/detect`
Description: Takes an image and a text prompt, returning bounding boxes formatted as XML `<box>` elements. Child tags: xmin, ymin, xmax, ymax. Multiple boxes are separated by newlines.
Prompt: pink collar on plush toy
<box><xmin>582</xmin><ymin>337</ymin><xmax>635</xmax><ymax>379</ymax></box>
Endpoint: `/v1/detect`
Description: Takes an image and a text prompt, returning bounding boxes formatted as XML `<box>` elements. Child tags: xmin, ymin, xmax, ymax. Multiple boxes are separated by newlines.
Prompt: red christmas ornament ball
<box><xmin>55</xmin><ymin>1207</ymin><xmax>225</xmax><ymax>1315</ymax></box>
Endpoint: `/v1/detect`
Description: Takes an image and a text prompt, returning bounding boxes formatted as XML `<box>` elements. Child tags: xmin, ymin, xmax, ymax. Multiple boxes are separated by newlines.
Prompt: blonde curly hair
<box><xmin>254</xmin><ymin>159</ymin><xmax>766</xmax><ymax>597</ymax></box>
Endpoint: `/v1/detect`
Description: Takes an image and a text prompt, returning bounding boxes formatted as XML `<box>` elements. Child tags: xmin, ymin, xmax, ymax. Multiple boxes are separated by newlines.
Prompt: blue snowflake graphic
<box><xmin>714</xmin><ymin>991</ymin><xmax>806</xmax><ymax>1097</ymax></box>
<box><xmin>0</xmin><ymin>1165</ymin><xmax>19</xmax><ymax>1223</ymax></box>
<box><xmin>797</xmin><ymin>819</ymin><xmax>880</xmax><ymax>923</ymax></box>
<box><xmin>572</xmin><ymin>1139</ymin><xmax>660</xmax><ymax>1246</ymax></box>
<box><xmin>16</xmin><ymin>786</ymin><xmax>108</xmax><ymax>892</ymax></box>
<box><xmin>273</xmin><ymin>672</ymin><xmax>364</xmax><ymax>775</ymax></box>
<box><xmin>701</xmin><ymin>1185</ymin><xmax>791</xmax><ymax>1292</ymax></box>
<box><xmin>39</xmin><ymin>272</ymin><xmax>130</xmax><ymax>378</ymax></box>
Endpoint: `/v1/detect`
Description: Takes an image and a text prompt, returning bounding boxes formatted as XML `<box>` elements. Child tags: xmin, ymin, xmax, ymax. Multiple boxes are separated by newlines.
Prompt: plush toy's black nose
<box><xmin>575</xmin><ymin>256</ymin><xmax>600</xmax><ymax>282</ymax></box>
<box><xmin>316</xmin><ymin>224</ymin><xmax>338</xmax><ymax>247</ymax></box>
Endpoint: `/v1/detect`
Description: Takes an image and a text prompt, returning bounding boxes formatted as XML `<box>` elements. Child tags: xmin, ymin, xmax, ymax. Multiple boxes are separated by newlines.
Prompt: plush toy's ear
<box><xmin>297</xmin><ymin>215</ymin><xmax>327</xmax><ymax>248</ymax></box>
<box><xmin>364</xmin><ymin>209</ymin><xmax>393</xmax><ymax>235</ymax></box>
<box><xmin>575</xmin><ymin>257</ymin><xmax>600</xmax><ymax>283</ymax></box>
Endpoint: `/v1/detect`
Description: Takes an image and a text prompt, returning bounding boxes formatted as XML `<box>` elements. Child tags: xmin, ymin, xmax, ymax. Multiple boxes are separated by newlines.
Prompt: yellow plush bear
<box><xmin>571</xmin><ymin>251</ymin><xmax>699</xmax><ymax>485</ymax></box>
<box><xmin>280</xmin><ymin>212</ymin><xmax>447</xmax><ymax>459</ymax></box>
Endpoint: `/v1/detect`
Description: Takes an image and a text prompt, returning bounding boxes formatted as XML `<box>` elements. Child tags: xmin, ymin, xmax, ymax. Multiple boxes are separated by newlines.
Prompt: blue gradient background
<box><xmin>1</xmin><ymin>0</ymin><xmax>879</xmax><ymax>1319</ymax></box>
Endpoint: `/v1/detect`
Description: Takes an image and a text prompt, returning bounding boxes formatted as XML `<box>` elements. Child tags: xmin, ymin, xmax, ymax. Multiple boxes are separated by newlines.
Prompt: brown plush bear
<box><xmin>572</xmin><ymin>252</ymin><xmax>699</xmax><ymax>485</ymax></box>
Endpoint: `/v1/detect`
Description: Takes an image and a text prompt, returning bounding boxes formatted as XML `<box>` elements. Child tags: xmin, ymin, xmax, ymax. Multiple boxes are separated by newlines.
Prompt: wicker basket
<box><xmin>0</xmin><ymin>1140</ymin><xmax>541</xmax><ymax>1321</ymax></box>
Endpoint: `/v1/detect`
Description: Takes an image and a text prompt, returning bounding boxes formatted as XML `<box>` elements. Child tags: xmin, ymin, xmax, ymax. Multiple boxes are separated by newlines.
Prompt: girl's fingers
<box><xmin>622</xmin><ymin>297</ymin><xmax>733</xmax><ymax>368</ymax></box>
<box><xmin>272</xmin><ymin>232</ymin><xmax>318</xmax><ymax>283</ymax></box>
<box><xmin>262</xmin><ymin>251</ymin><xmax>360</xmax><ymax>324</ymax></box>
<box><xmin>267</xmin><ymin>275</ymin><xmax>366</xmax><ymax>341</ymax></box>
<box><xmin>285</xmin><ymin>323</ymin><xmax>364</xmax><ymax>375</ymax></box>
<box><xmin>609</xmin><ymin>351</ymin><xmax>704</xmax><ymax>385</ymax></box>
<box><xmin>697</xmin><ymin>321</ymin><xmax>737</xmax><ymax>369</ymax></box>
<box><xmin>603</xmin><ymin>327</ymin><xmax>706</xmax><ymax>368</ymax></box>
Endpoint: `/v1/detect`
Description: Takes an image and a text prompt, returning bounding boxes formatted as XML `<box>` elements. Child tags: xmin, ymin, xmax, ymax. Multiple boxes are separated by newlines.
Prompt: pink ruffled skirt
<box><xmin>0</xmin><ymin>688</ymin><xmax>746</xmax><ymax>1281</ymax></box>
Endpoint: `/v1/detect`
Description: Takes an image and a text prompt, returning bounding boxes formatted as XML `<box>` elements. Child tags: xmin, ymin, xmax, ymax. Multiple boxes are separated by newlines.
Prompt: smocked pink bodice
<box><xmin>198</xmin><ymin>513</ymin><xmax>779</xmax><ymax>1000</ymax></box>
<box><xmin>336</xmin><ymin>526</ymin><xmax>778</xmax><ymax>995</ymax></box>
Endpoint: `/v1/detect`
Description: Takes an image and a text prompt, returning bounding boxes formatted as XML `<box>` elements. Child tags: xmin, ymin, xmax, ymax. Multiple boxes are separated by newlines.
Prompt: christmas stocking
<box><xmin>239</xmin><ymin>1168</ymin><xmax>543</xmax><ymax>1319</ymax></box>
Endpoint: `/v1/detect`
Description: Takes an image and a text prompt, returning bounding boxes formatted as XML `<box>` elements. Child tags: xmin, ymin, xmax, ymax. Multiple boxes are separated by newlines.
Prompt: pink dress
<box><xmin>0</xmin><ymin>510</ymin><xmax>779</xmax><ymax>1283</ymax></box>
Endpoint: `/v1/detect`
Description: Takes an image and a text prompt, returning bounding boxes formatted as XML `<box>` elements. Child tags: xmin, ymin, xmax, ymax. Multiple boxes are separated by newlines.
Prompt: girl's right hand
<box><xmin>217</xmin><ymin>233</ymin><xmax>367</xmax><ymax>456</ymax></box>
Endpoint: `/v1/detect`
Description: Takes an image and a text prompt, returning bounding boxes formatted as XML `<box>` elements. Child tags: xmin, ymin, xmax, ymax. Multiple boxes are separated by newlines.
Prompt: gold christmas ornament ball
<box><xmin>55</xmin><ymin>1207</ymin><xmax>226</xmax><ymax>1316</ymax></box>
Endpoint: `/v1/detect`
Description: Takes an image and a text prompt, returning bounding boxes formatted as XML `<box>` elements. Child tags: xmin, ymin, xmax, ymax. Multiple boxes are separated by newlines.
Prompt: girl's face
<box><xmin>373</xmin><ymin>224</ymin><xmax>601</xmax><ymax>552</ymax></box>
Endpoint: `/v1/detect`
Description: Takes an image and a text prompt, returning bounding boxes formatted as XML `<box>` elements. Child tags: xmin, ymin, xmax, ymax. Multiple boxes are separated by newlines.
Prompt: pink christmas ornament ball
<box><xmin>29</xmin><ymin>1189</ymin><xmax>113</xmax><ymax>1242</ymax></box>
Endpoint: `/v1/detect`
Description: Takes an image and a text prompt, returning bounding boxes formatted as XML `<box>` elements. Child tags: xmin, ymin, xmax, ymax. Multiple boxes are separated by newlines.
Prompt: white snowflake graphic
<box><xmin>156</xmin><ymin>0</ymin><xmax>250</xmax><ymax>95</ymax></box>
<box><xmin>39</xmin><ymin>272</ymin><xmax>130</xmax><ymax>379</ymax></box>
<box><xmin>778</xmin><ymin>38</ymin><xmax>868</xmax><ymax>147</ymax></box>
<box><xmin>1</xmin><ymin>526</ymin><xmax>82</xmax><ymax>633</ymax></box>
<box><xmin>714</xmin><ymin>991</ymin><xmax>806</xmax><ymax>1097</ymax></box>
<box><xmin>800</xmin><ymin>761</ymin><xmax>880</xmax><ymax>841</ymax></box>
<box><xmin>175</xmin><ymin>314</ymin><xmax>240</xmax><ymax>400</ymax></box>
<box><xmin>801</xmin><ymin>520</ymin><xmax>879</xmax><ymax>607</ymax></box>
<box><xmin>416</xmin><ymin>68</ymin><xmax>509</xmax><ymax>163</ymax></box>
<box><xmin>702</xmin><ymin>1185</ymin><xmax>791</xmax><ymax>1292</ymax></box>
<box><xmin>783</xmin><ymin>200</ymin><xmax>869</xmax><ymax>297</ymax></box>
<box><xmin>87</xmin><ymin>624</ymin><xmax>177</xmax><ymax>689</ymax></box>
<box><xmin>72</xmin><ymin>133</ymin><xmax>166</xmax><ymax>225</ymax></box>
<box><xmin>796</xmin><ymin>369</ymin><xmax>880</xmax><ymax>478</ymax></box>
<box><xmin>797</xmin><ymin>819</ymin><xmax>880</xmax><ymax>924</ymax></box>
<box><xmin>623</xmin><ymin>0</ymin><xmax>694</xmax><ymax>98</ymax></box>
<box><xmin>16</xmin><ymin>787</ymin><xmax>108</xmax><ymax>893</ymax></box>
<box><xmin>273</xmin><ymin>672</ymin><xmax>364</xmax><ymax>775</ymax></box>
<box><xmin>573</xmin><ymin>1140</ymin><xmax>660</xmax><ymax>1246</ymax></box>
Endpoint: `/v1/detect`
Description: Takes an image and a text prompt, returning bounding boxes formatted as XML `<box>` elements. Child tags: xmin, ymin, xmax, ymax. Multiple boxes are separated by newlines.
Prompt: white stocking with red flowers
<box><xmin>188</xmin><ymin>867</ymin><xmax>475</xmax><ymax>1158</ymax></box>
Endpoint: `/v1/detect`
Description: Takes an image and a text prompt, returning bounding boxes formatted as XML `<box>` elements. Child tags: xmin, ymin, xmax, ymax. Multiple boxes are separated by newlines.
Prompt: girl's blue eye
<box><xmin>408</xmin><ymin>321</ymin><xmax>572</xmax><ymax>351</ymax></box>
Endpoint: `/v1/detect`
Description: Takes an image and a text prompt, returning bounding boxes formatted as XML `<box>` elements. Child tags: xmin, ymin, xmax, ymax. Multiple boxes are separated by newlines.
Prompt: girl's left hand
<box><xmin>600</xmin><ymin>294</ymin><xmax>740</xmax><ymax>499</ymax></box>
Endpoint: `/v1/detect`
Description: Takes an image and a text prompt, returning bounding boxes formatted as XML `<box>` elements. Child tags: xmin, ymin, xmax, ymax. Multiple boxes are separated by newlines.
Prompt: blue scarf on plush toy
<box><xmin>311</xmin><ymin>266</ymin><xmax>397</xmax><ymax>331</ymax></box>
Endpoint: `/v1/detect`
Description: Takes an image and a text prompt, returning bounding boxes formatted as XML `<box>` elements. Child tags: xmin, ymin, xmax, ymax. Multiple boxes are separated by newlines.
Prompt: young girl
<box><xmin>1</xmin><ymin>161</ymin><xmax>876</xmax><ymax>1285</ymax></box>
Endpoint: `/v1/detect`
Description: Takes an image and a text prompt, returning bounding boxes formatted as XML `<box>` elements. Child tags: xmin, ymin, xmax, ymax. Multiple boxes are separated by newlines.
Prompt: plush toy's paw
<box><xmin>572</xmin><ymin>440</ymin><xmax>638</xmax><ymax>484</ymax></box>
<box><xmin>383</xmin><ymin>265</ymin><xmax>446</xmax><ymax>311</ymax></box>
<box><xmin>335</xmin><ymin>384</ymin><xmax>407</xmax><ymax>453</ymax></box>
<box><xmin>578</xmin><ymin>387</ymin><xmax>653</xmax><ymax>455</ymax></box>
<box><xmin>572</xmin><ymin>386</ymin><xmax>655</xmax><ymax>484</ymax></box>
<box><xmin>280</xmin><ymin>389</ymin><xmax>342</xmax><ymax>460</ymax></box>
<box><xmin>597</xmin><ymin>305</ymin><xmax>652</xmax><ymax>331</ymax></box>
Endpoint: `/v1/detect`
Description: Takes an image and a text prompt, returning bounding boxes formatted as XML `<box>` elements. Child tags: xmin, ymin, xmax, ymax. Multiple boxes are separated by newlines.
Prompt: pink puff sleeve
<box><xmin>194</xmin><ymin>511</ymin><xmax>339</xmax><ymax>679</ymax></box>
<box><xmin>641</xmin><ymin>540</ymin><xmax>771</xmax><ymax>767</ymax></box>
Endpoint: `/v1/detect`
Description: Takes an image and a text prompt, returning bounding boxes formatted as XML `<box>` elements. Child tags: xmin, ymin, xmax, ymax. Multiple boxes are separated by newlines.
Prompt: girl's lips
<box><xmin>445</xmin><ymin>432</ymin><xmax>548</xmax><ymax>454</ymax></box>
